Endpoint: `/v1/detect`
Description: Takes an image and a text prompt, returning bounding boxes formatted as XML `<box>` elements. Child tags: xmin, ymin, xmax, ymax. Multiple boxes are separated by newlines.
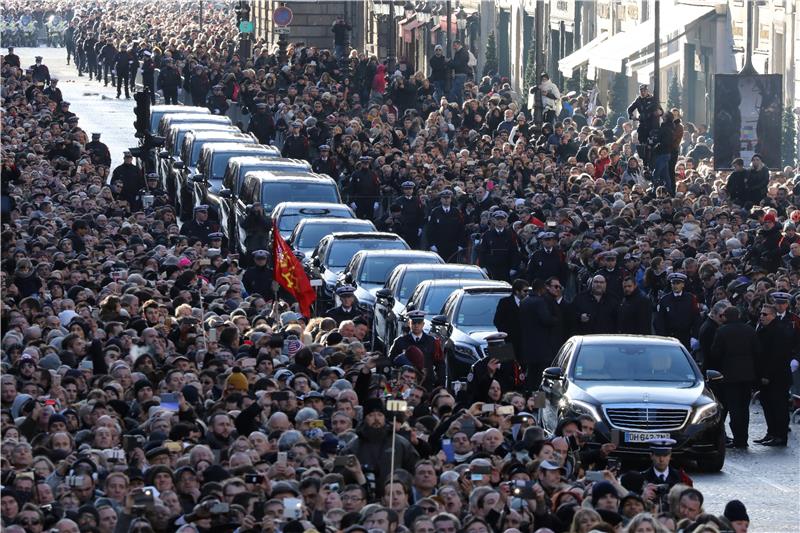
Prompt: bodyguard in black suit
<box><xmin>493</xmin><ymin>279</ymin><xmax>530</xmax><ymax>360</ymax></box>
<box><xmin>618</xmin><ymin>277</ymin><xmax>652</xmax><ymax>334</ymax></box>
<box><xmin>755</xmin><ymin>303</ymin><xmax>793</xmax><ymax>446</ymax></box>
<box><xmin>519</xmin><ymin>280</ymin><xmax>556</xmax><ymax>389</ymax></box>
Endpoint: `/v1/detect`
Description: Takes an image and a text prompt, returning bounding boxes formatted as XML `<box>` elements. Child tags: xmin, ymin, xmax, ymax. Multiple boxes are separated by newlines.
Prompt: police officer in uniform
<box><xmin>312</xmin><ymin>145</ymin><xmax>338</xmax><ymax>176</ymax></box>
<box><xmin>30</xmin><ymin>56</ymin><xmax>50</xmax><ymax>84</ymax></box>
<box><xmin>180</xmin><ymin>204</ymin><xmax>216</xmax><ymax>245</ymax></box>
<box><xmin>526</xmin><ymin>231</ymin><xmax>567</xmax><ymax>284</ymax></box>
<box><xmin>242</xmin><ymin>250</ymin><xmax>275</xmax><ymax>298</ymax></box>
<box><xmin>654</xmin><ymin>272</ymin><xmax>701</xmax><ymax>350</ymax></box>
<box><xmin>597</xmin><ymin>251</ymin><xmax>624</xmax><ymax>300</ymax></box>
<box><xmin>86</xmin><ymin>133</ymin><xmax>111</xmax><ymax>167</ymax></box>
<box><xmin>112</xmin><ymin>151</ymin><xmax>144</xmax><ymax>208</ymax></box>
<box><xmin>281</xmin><ymin>121</ymin><xmax>309</xmax><ymax>159</ymax></box>
<box><xmin>65</xmin><ymin>23</ymin><xmax>75</xmax><ymax>65</ymax></box>
<box><xmin>325</xmin><ymin>286</ymin><xmax>363</xmax><ymax>325</ymax></box>
<box><xmin>83</xmin><ymin>34</ymin><xmax>98</xmax><ymax>80</ymax></box>
<box><xmin>426</xmin><ymin>189</ymin><xmax>465</xmax><ymax>262</ymax></box>
<box><xmin>640</xmin><ymin>439</ymin><xmax>685</xmax><ymax>488</ymax></box>
<box><xmin>99</xmin><ymin>37</ymin><xmax>116</xmax><ymax>86</ymax></box>
<box><xmin>755</xmin><ymin>302</ymin><xmax>793</xmax><ymax>447</ymax></box>
<box><xmin>247</xmin><ymin>102</ymin><xmax>276</xmax><ymax>145</ymax></box>
<box><xmin>627</xmin><ymin>84</ymin><xmax>658</xmax><ymax>163</ymax></box>
<box><xmin>478</xmin><ymin>211</ymin><xmax>521</xmax><ymax>282</ymax></box>
<box><xmin>207</xmin><ymin>84</ymin><xmax>229</xmax><ymax>115</ymax></box>
<box><xmin>389</xmin><ymin>310</ymin><xmax>441</xmax><ymax>387</ymax></box>
<box><xmin>114</xmin><ymin>45</ymin><xmax>133</xmax><ymax>99</ymax></box>
<box><xmin>348</xmin><ymin>156</ymin><xmax>381</xmax><ymax>220</ymax></box>
<box><xmin>771</xmin><ymin>291</ymin><xmax>800</xmax><ymax>340</ymax></box>
<box><xmin>43</xmin><ymin>78</ymin><xmax>62</xmax><ymax>105</ymax></box>
<box><xmin>137</xmin><ymin>173</ymin><xmax>169</xmax><ymax>211</ymax></box>
<box><xmin>141</xmin><ymin>50</ymin><xmax>156</xmax><ymax>104</ymax></box>
<box><xmin>208</xmin><ymin>232</ymin><xmax>228</xmax><ymax>256</ymax></box>
<box><xmin>4</xmin><ymin>47</ymin><xmax>20</xmax><ymax>68</ymax></box>
<box><xmin>392</xmin><ymin>181</ymin><xmax>425</xmax><ymax>249</ymax></box>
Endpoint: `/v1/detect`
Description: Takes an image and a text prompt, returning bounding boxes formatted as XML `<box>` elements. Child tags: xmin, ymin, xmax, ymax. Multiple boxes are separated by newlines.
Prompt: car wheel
<box><xmin>696</xmin><ymin>431</ymin><xmax>726</xmax><ymax>472</ymax></box>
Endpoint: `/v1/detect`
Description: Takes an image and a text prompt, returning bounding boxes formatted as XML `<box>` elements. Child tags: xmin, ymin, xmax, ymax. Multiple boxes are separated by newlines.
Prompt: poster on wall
<box><xmin>713</xmin><ymin>73</ymin><xmax>782</xmax><ymax>169</ymax></box>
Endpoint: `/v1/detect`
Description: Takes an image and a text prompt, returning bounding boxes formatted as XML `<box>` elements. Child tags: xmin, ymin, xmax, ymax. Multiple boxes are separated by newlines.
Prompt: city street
<box><xmin>11</xmin><ymin>45</ymin><xmax>800</xmax><ymax>532</ymax></box>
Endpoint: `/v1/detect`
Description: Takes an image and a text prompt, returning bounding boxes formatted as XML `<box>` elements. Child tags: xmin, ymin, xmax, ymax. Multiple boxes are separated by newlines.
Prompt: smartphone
<box><xmin>441</xmin><ymin>439</ymin><xmax>455</xmax><ymax>462</ymax></box>
<box><xmin>510</xmin><ymin>414</ymin><xmax>532</xmax><ymax>424</ymax></box>
<box><xmin>511</xmin><ymin>480</ymin><xmax>536</xmax><ymax>499</ymax></box>
<box><xmin>386</xmin><ymin>399</ymin><xmax>407</xmax><ymax>413</ymax></box>
<box><xmin>283</xmin><ymin>498</ymin><xmax>303</xmax><ymax>520</ymax></box>
<box><xmin>277</xmin><ymin>451</ymin><xmax>288</xmax><ymax>464</ymax></box>
<box><xmin>470</xmin><ymin>465</ymin><xmax>492</xmax><ymax>475</ymax></box>
<box><xmin>373</xmin><ymin>357</ymin><xmax>392</xmax><ymax>374</ymax></box>
<box><xmin>161</xmin><ymin>393</ymin><xmax>179</xmax><ymax>411</ymax></box>
<box><xmin>207</xmin><ymin>328</ymin><xmax>218</xmax><ymax>342</ymax></box>
<box><xmin>333</xmin><ymin>455</ymin><xmax>355</xmax><ymax>468</ymax></box>
<box><xmin>132</xmin><ymin>488</ymin><xmax>155</xmax><ymax>508</ymax></box>
<box><xmin>210</xmin><ymin>502</ymin><xmax>229</xmax><ymax>514</ymax></box>
<box><xmin>66</xmin><ymin>475</ymin><xmax>84</xmax><ymax>487</ymax></box>
<box><xmin>199</xmin><ymin>258</ymin><xmax>211</xmax><ymax>266</ymax></box>
<box><xmin>481</xmin><ymin>403</ymin><xmax>496</xmax><ymax>413</ymax></box>
<box><xmin>547</xmin><ymin>220</ymin><xmax>557</xmax><ymax>227</ymax></box>
<box><xmin>103</xmin><ymin>449</ymin><xmax>125</xmax><ymax>462</ymax></box>
<box><xmin>585</xmin><ymin>470</ymin><xmax>605</xmax><ymax>482</ymax></box>
<box><xmin>607</xmin><ymin>457</ymin><xmax>620</xmax><ymax>472</ymax></box>
<box><xmin>244</xmin><ymin>473</ymin><xmax>264</xmax><ymax>484</ymax></box>
<box><xmin>45</xmin><ymin>399</ymin><xmax>57</xmax><ymax>407</ymax></box>
<box><xmin>496</xmin><ymin>405</ymin><xmax>514</xmax><ymax>416</ymax></box>
<box><xmin>123</xmin><ymin>434</ymin><xmax>144</xmax><ymax>452</ymax></box>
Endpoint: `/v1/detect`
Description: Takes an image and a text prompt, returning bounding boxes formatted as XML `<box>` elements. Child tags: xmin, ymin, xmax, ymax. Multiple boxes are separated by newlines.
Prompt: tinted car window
<box><xmin>396</xmin><ymin>269</ymin><xmax>482</xmax><ymax>301</ymax></box>
<box><xmin>327</xmin><ymin>240</ymin><xmax>406</xmax><ymax>269</ymax></box>
<box><xmin>420</xmin><ymin>286</ymin><xmax>463</xmax><ymax>314</ymax></box>
<box><xmin>454</xmin><ymin>293</ymin><xmax>506</xmax><ymax>329</ymax></box>
<box><xmin>261</xmin><ymin>182</ymin><xmax>339</xmax><ymax>211</ymax></box>
<box><xmin>278</xmin><ymin>206</ymin><xmax>352</xmax><ymax>232</ymax></box>
<box><xmin>572</xmin><ymin>344</ymin><xmax>697</xmax><ymax>382</ymax></box>
<box><xmin>296</xmin><ymin>221</ymin><xmax>372</xmax><ymax>248</ymax></box>
<box><xmin>359</xmin><ymin>256</ymin><xmax>440</xmax><ymax>284</ymax></box>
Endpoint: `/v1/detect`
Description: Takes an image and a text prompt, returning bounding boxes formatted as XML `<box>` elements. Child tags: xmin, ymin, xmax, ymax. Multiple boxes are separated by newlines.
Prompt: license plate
<box><xmin>625</xmin><ymin>432</ymin><xmax>670</xmax><ymax>443</ymax></box>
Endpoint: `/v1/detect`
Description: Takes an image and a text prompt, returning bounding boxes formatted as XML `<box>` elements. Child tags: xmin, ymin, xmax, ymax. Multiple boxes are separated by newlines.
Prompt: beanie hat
<box><xmin>225</xmin><ymin>370</ymin><xmax>249</xmax><ymax>393</ymax></box>
<box><xmin>591</xmin><ymin>481</ymin><xmax>619</xmax><ymax>507</ymax></box>
<box><xmin>404</xmin><ymin>346</ymin><xmax>424</xmax><ymax>371</ymax></box>
<box><xmin>362</xmin><ymin>397</ymin><xmax>386</xmax><ymax>417</ymax></box>
<box><xmin>133</xmin><ymin>379</ymin><xmax>154</xmax><ymax>396</ymax></box>
<box><xmin>724</xmin><ymin>500</ymin><xmax>749</xmax><ymax>522</ymax></box>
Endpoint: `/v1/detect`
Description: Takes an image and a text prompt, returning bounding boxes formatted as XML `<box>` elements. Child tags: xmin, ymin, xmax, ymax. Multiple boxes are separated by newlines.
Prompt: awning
<box><xmin>587</xmin><ymin>4</ymin><xmax>715</xmax><ymax>73</ymax></box>
<box><xmin>558</xmin><ymin>32</ymin><xmax>608</xmax><ymax>76</ymax></box>
<box><xmin>632</xmin><ymin>50</ymin><xmax>683</xmax><ymax>84</ymax></box>
<box><xmin>403</xmin><ymin>19</ymin><xmax>425</xmax><ymax>43</ymax></box>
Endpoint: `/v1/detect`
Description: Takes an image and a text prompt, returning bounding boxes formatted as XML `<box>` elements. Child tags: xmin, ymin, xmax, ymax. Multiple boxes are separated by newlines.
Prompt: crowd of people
<box><xmin>2</xmin><ymin>1</ymin><xmax>800</xmax><ymax>533</ymax></box>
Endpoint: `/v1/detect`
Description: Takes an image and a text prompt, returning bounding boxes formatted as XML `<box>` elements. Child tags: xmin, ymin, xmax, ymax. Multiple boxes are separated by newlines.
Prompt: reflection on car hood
<box><xmin>451</xmin><ymin>328</ymin><xmax>498</xmax><ymax>347</ymax></box>
<box><xmin>576</xmin><ymin>381</ymin><xmax>704</xmax><ymax>405</ymax></box>
<box><xmin>355</xmin><ymin>284</ymin><xmax>382</xmax><ymax>305</ymax></box>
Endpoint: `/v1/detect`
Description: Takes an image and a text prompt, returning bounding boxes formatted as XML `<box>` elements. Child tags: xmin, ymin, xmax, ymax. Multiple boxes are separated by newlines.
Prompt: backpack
<box><xmin>468</xmin><ymin>50</ymin><xmax>477</xmax><ymax>68</ymax></box>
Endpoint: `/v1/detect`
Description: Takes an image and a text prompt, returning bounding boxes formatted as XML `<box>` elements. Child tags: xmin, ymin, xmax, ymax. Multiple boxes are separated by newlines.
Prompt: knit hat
<box><xmin>225</xmin><ymin>369</ymin><xmax>249</xmax><ymax>393</ymax></box>
<box><xmin>591</xmin><ymin>481</ymin><xmax>619</xmax><ymax>507</ymax></box>
<box><xmin>403</xmin><ymin>346</ymin><xmax>424</xmax><ymax>371</ymax></box>
<box><xmin>362</xmin><ymin>397</ymin><xmax>386</xmax><ymax>417</ymax></box>
<box><xmin>724</xmin><ymin>500</ymin><xmax>749</xmax><ymax>522</ymax></box>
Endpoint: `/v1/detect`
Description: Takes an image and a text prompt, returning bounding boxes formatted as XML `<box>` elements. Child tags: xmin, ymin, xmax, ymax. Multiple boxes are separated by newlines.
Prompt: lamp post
<box><xmin>446</xmin><ymin>0</ymin><xmax>452</xmax><ymax>56</ymax></box>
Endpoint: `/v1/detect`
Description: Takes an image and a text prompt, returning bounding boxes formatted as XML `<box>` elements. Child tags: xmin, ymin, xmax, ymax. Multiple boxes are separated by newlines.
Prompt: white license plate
<box><xmin>625</xmin><ymin>432</ymin><xmax>670</xmax><ymax>443</ymax></box>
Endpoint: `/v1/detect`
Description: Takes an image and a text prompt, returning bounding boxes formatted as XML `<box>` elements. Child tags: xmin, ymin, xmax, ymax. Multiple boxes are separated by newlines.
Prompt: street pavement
<box><xmin>13</xmin><ymin>45</ymin><xmax>800</xmax><ymax>533</ymax></box>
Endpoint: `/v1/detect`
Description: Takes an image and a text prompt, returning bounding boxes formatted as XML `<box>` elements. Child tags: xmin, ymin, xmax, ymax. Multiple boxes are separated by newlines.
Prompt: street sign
<box><xmin>239</xmin><ymin>21</ymin><xmax>254</xmax><ymax>33</ymax></box>
<box><xmin>274</xmin><ymin>27</ymin><xmax>291</xmax><ymax>35</ymax></box>
<box><xmin>273</xmin><ymin>6</ymin><xmax>293</xmax><ymax>27</ymax></box>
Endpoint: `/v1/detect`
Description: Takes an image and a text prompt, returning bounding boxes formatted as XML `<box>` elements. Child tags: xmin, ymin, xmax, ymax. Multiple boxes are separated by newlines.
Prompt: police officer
<box><xmin>207</xmin><ymin>84</ymin><xmax>229</xmax><ymax>115</ymax></box>
<box><xmin>654</xmin><ymin>272</ymin><xmax>701</xmax><ymax>350</ymax></box>
<box><xmin>325</xmin><ymin>286</ymin><xmax>363</xmax><ymax>325</ymax></box>
<box><xmin>65</xmin><ymin>23</ymin><xmax>75</xmax><ymax>65</ymax></box>
<box><xmin>312</xmin><ymin>145</ymin><xmax>337</xmax><ymax>176</ymax></box>
<box><xmin>114</xmin><ymin>45</ymin><xmax>133</xmax><ymax>99</ymax></box>
<box><xmin>247</xmin><ymin>102</ymin><xmax>275</xmax><ymax>145</ymax></box>
<box><xmin>478</xmin><ymin>211</ymin><xmax>521</xmax><ymax>282</ymax></box>
<box><xmin>392</xmin><ymin>181</ymin><xmax>425</xmax><ymax>249</ymax></box>
<box><xmin>281</xmin><ymin>121</ymin><xmax>309</xmax><ymax>159</ymax></box>
<box><xmin>75</xmin><ymin>31</ymin><xmax>86</xmax><ymax>76</ymax></box>
<box><xmin>426</xmin><ymin>189</ymin><xmax>465</xmax><ymax>262</ymax></box>
<box><xmin>208</xmin><ymin>232</ymin><xmax>228</xmax><ymax>256</ymax></box>
<box><xmin>30</xmin><ymin>56</ymin><xmax>50</xmax><ymax>84</ymax></box>
<box><xmin>389</xmin><ymin>310</ymin><xmax>441</xmax><ymax>387</ymax></box>
<box><xmin>526</xmin><ymin>231</ymin><xmax>567</xmax><ymax>284</ymax></box>
<box><xmin>158</xmin><ymin>57</ymin><xmax>182</xmax><ymax>105</ymax></box>
<box><xmin>771</xmin><ymin>292</ymin><xmax>800</xmax><ymax>338</ymax></box>
<box><xmin>137</xmin><ymin>173</ymin><xmax>168</xmax><ymax>211</ymax></box>
<box><xmin>99</xmin><ymin>37</ymin><xmax>116</xmax><ymax>86</ymax></box>
<box><xmin>4</xmin><ymin>47</ymin><xmax>20</xmax><ymax>68</ymax></box>
<box><xmin>43</xmin><ymin>78</ymin><xmax>62</xmax><ymax>105</ymax></box>
<box><xmin>83</xmin><ymin>34</ymin><xmax>98</xmax><ymax>80</ymax></box>
<box><xmin>85</xmin><ymin>133</ymin><xmax>111</xmax><ymax>167</ymax></box>
<box><xmin>597</xmin><ymin>251</ymin><xmax>624</xmax><ymax>300</ymax></box>
<box><xmin>348</xmin><ymin>156</ymin><xmax>380</xmax><ymax>220</ymax></box>
<box><xmin>141</xmin><ymin>50</ymin><xmax>156</xmax><ymax>104</ymax></box>
<box><xmin>112</xmin><ymin>151</ymin><xmax>144</xmax><ymax>208</ymax></box>
<box><xmin>640</xmin><ymin>439</ymin><xmax>684</xmax><ymax>487</ymax></box>
<box><xmin>243</xmin><ymin>249</ymin><xmax>275</xmax><ymax>298</ymax></box>
<box><xmin>627</xmin><ymin>84</ymin><xmax>658</xmax><ymax>163</ymax></box>
<box><xmin>180</xmin><ymin>204</ymin><xmax>216</xmax><ymax>245</ymax></box>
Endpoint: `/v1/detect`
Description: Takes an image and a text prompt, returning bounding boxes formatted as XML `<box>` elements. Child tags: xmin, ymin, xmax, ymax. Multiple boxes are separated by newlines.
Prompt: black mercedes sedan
<box><xmin>539</xmin><ymin>335</ymin><xmax>726</xmax><ymax>471</ymax></box>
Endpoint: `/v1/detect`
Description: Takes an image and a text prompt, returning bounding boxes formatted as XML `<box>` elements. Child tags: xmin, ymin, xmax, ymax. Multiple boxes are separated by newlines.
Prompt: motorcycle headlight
<box><xmin>569</xmin><ymin>399</ymin><xmax>602</xmax><ymax>421</ymax></box>
<box><xmin>691</xmin><ymin>402</ymin><xmax>719</xmax><ymax>425</ymax></box>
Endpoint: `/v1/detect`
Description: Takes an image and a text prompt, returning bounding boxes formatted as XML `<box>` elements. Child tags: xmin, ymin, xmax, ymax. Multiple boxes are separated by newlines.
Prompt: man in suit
<box><xmin>618</xmin><ymin>276</ymin><xmax>652</xmax><ymax>334</ymax></box>
<box><xmin>493</xmin><ymin>279</ymin><xmax>529</xmax><ymax>361</ymax></box>
<box><xmin>755</xmin><ymin>303</ymin><xmax>794</xmax><ymax>447</ymax></box>
<box><xmin>640</xmin><ymin>439</ymin><xmax>685</xmax><ymax>488</ymax></box>
<box><xmin>519</xmin><ymin>279</ymin><xmax>556</xmax><ymax>389</ymax></box>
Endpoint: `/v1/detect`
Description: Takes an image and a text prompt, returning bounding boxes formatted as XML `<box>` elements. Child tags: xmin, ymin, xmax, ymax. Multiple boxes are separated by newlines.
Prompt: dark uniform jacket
<box><xmin>641</xmin><ymin>466</ymin><xmax>683</xmax><ymax>488</ymax></box>
<box><xmin>248</xmin><ymin>112</ymin><xmax>276</xmax><ymax>145</ymax></box>
<box><xmin>324</xmin><ymin>305</ymin><xmax>362</xmax><ymax>325</ymax></box>
<box><xmin>654</xmin><ymin>291</ymin><xmax>700</xmax><ymax>349</ymax></box>
<box><xmin>519</xmin><ymin>294</ymin><xmax>557</xmax><ymax>365</ymax></box>
<box><xmin>281</xmin><ymin>134</ymin><xmax>309</xmax><ymax>160</ymax></box>
<box><xmin>526</xmin><ymin>247</ymin><xmax>567</xmax><ymax>283</ymax></box>
<box><xmin>756</xmin><ymin>320</ymin><xmax>794</xmax><ymax>386</ymax></box>
<box><xmin>478</xmin><ymin>228</ymin><xmax>520</xmax><ymax>281</ymax></box>
<box><xmin>426</xmin><ymin>205</ymin><xmax>465</xmax><ymax>261</ymax></box>
<box><xmin>618</xmin><ymin>290</ymin><xmax>652</xmax><ymax>335</ymax></box>
<box><xmin>392</xmin><ymin>195</ymin><xmax>425</xmax><ymax>248</ymax></box>
<box><xmin>708</xmin><ymin>319</ymin><xmax>760</xmax><ymax>383</ymax></box>
<box><xmin>180</xmin><ymin>218</ymin><xmax>216</xmax><ymax>244</ymax></box>
<box><xmin>389</xmin><ymin>331</ymin><xmax>440</xmax><ymax>385</ymax></box>
<box><xmin>85</xmin><ymin>140</ymin><xmax>111</xmax><ymax>166</ymax></box>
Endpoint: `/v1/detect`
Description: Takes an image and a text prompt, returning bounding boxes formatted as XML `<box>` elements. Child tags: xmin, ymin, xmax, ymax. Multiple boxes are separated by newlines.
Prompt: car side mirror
<box><xmin>344</xmin><ymin>273</ymin><xmax>355</xmax><ymax>285</ymax></box>
<box><xmin>705</xmin><ymin>369</ymin><xmax>723</xmax><ymax>382</ymax></box>
<box><xmin>173</xmin><ymin>161</ymin><xmax>185</xmax><ymax>169</ymax></box>
<box><xmin>376</xmin><ymin>288</ymin><xmax>393</xmax><ymax>301</ymax></box>
<box><xmin>543</xmin><ymin>367</ymin><xmax>563</xmax><ymax>380</ymax></box>
<box><xmin>158</xmin><ymin>150</ymin><xmax>169</xmax><ymax>158</ymax></box>
<box><xmin>218</xmin><ymin>188</ymin><xmax>232</xmax><ymax>199</ymax></box>
<box><xmin>430</xmin><ymin>315</ymin><xmax>449</xmax><ymax>327</ymax></box>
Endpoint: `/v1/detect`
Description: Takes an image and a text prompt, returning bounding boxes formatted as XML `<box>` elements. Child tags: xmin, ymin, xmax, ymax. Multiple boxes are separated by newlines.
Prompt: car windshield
<box><xmin>454</xmin><ymin>293</ymin><xmax>506</xmax><ymax>329</ymax></box>
<box><xmin>326</xmin><ymin>240</ymin><xmax>406</xmax><ymax>269</ymax></box>
<box><xmin>397</xmin><ymin>269</ymin><xmax>481</xmax><ymax>301</ymax></box>
<box><xmin>420</xmin><ymin>286</ymin><xmax>463</xmax><ymax>314</ymax></box>
<box><xmin>261</xmin><ymin>182</ymin><xmax>339</xmax><ymax>212</ymax></box>
<box><xmin>360</xmin><ymin>256</ymin><xmax>441</xmax><ymax>285</ymax></box>
<box><xmin>296</xmin><ymin>222</ymin><xmax>371</xmax><ymax>248</ymax></box>
<box><xmin>572</xmin><ymin>344</ymin><xmax>697</xmax><ymax>382</ymax></box>
<box><xmin>278</xmin><ymin>207</ymin><xmax>352</xmax><ymax>232</ymax></box>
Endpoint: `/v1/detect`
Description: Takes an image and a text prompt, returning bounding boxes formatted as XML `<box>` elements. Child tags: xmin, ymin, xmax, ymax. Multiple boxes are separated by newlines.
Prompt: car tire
<box><xmin>696</xmin><ymin>431</ymin><xmax>726</xmax><ymax>472</ymax></box>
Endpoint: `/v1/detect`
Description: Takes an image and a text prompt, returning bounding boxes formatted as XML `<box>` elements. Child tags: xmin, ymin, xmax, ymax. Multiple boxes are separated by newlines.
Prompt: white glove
<box><xmin>373</xmin><ymin>201</ymin><xmax>380</xmax><ymax>210</ymax></box>
<box><xmin>510</xmin><ymin>269</ymin><xmax>518</xmax><ymax>278</ymax></box>
<box><xmin>791</xmin><ymin>359</ymin><xmax>799</xmax><ymax>373</ymax></box>
<box><xmin>690</xmin><ymin>338</ymin><xmax>700</xmax><ymax>351</ymax></box>
<box><xmin>430</xmin><ymin>245</ymin><xmax>438</xmax><ymax>252</ymax></box>
<box><xmin>350</xmin><ymin>202</ymin><xmax>357</xmax><ymax>210</ymax></box>
<box><xmin>457</xmin><ymin>246</ymin><xmax>464</xmax><ymax>251</ymax></box>
<box><xmin>417</xmin><ymin>228</ymin><xmax>423</xmax><ymax>236</ymax></box>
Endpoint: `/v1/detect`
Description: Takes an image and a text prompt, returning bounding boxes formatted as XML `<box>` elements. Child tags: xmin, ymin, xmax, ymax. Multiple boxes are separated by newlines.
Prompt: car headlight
<box><xmin>569</xmin><ymin>399</ymin><xmax>602</xmax><ymax>421</ymax></box>
<box><xmin>452</xmin><ymin>343</ymin><xmax>479</xmax><ymax>362</ymax></box>
<box><xmin>691</xmin><ymin>402</ymin><xmax>719</xmax><ymax>424</ymax></box>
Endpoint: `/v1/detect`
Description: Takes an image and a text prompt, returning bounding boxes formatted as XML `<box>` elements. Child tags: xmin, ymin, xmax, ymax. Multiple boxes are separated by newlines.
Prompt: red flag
<box><xmin>272</xmin><ymin>222</ymin><xmax>316</xmax><ymax>317</ymax></box>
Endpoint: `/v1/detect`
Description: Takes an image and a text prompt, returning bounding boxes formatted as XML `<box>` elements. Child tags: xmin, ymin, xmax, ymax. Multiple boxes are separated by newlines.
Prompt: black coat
<box><xmin>756</xmin><ymin>320</ymin><xmax>794</xmax><ymax>386</ymax></box>
<box><xmin>708</xmin><ymin>319</ymin><xmax>760</xmax><ymax>383</ymax></box>
<box><xmin>518</xmin><ymin>294</ymin><xmax>556</xmax><ymax>365</ymax></box>
<box><xmin>526</xmin><ymin>247</ymin><xmax>567</xmax><ymax>283</ymax></box>
<box><xmin>572</xmin><ymin>292</ymin><xmax>619</xmax><ymax>335</ymax></box>
<box><xmin>654</xmin><ymin>292</ymin><xmax>700</xmax><ymax>349</ymax></box>
<box><xmin>697</xmin><ymin>317</ymin><xmax>720</xmax><ymax>370</ymax></box>
<box><xmin>745</xmin><ymin>166</ymin><xmax>769</xmax><ymax>204</ymax></box>
<box><xmin>618</xmin><ymin>291</ymin><xmax>652</xmax><ymax>334</ymax></box>
<box><xmin>493</xmin><ymin>295</ymin><xmax>521</xmax><ymax>357</ymax></box>
<box><xmin>478</xmin><ymin>228</ymin><xmax>521</xmax><ymax>281</ymax></box>
<box><xmin>426</xmin><ymin>205</ymin><xmax>465</xmax><ymax>261</ymax></box>
<box><xmin>725</xmin><ymin>169</ymin><xmax>748</xmax><ymax>205</ymax></box>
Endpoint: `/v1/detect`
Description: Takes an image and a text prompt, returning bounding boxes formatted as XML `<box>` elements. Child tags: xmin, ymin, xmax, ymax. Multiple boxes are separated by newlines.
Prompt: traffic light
<box><xmin>133</xmin><ymin>90</ymin><xmax>151</xmax><ymax>138</ymax></box>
